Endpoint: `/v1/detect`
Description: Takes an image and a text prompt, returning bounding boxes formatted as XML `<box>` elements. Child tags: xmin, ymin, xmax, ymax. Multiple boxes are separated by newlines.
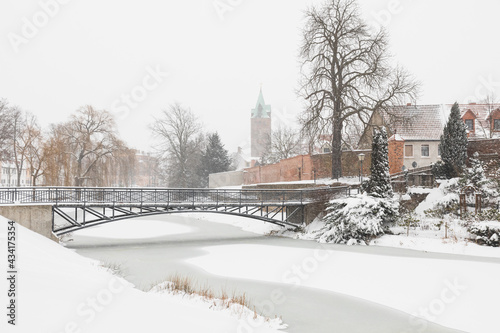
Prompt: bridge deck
<box><xmin>0</xmin><ymin>186</ymin><xmax>354</xmax><ymax>236</ymax></box>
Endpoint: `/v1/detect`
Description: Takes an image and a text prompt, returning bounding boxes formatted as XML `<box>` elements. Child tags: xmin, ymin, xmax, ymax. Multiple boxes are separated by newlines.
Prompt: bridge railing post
<box><xmin>112</xmin><ymin>188</ymin><xmax>116</xmax><ymax>219</ymax></box>
<box><xmin>140</xmin><ymin>189</ymin><xmax>144</xmax><ymax>213</ymax></box>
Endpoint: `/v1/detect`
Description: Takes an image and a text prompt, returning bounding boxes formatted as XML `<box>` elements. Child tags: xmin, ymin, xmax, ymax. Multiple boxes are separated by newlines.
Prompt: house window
<box><xmin>438</xmin><ymin>144</ymin><xmax>441</xmax><ymax>156</ymax></box>
<box><xmin>494</xmin><ymin>119</ymin><xmax>500</xmax><ymax>131</ymax></box>
<box><xmin>465</xmin><ymin>119</ymin><xmax>474</xmax><ymax>131</ymax></box>
<box><xmin>421</xmin><ymin>145</ymin><xmax>429</xmax><ymax>157</ymax></box>
<box><xmin>323</xmin><ymin>147</ymin><xmax>331</xmax><ymax>153</ymax></box>
<box><xmin>404</xmin><ymin>145</ymin><xmax>413</xmax><ymax>157</ymax></box>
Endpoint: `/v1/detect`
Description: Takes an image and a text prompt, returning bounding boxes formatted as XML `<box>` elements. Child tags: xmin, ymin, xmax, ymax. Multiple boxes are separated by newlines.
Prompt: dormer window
<box><xmin>494</xmin><ymin>119</ymin><xmax>500</xmax><ymax>131</ymax></box>
<box><xmin>465</xmin><ymin>119</ymin><xmax>474</xmax><ymax>131</ymax></box>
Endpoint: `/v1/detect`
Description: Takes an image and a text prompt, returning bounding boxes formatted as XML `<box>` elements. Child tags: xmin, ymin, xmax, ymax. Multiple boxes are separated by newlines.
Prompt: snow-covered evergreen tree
<box><xmin>467</xmin><ymin>152</ymin><xmax>486</xmax><ymax>188</ymax></box>
<box><xmin>366</xmin><ymin>127</ymin><xmax>393</xmax><ymax>198</ymax></box>
<box><xmin>318</xmin><ymin>194</ymin><xmax>398</xmax><ymax>244</ymax></box>
<box><xmin>440</xmin><ymin>102</ymin><xmax>468</xmax><ymax>178</ymax></box>
<box><xmin>461</xmin><ymin>152</ymin><xmax>497</xmax><ymax>203</ymax></box>
<box><xmin>198</xmin><ymin>132</ymin><xmax>231</xmax><ymax>187</ymax></box>
<box><xmin>318</xmin><ymin>127</ymin><xmax>398</xmax><ymax>245</ymax></box>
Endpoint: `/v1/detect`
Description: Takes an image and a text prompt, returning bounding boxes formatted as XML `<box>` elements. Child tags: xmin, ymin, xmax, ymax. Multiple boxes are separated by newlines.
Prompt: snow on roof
<box><xmin>453</xmin><ymin>103</ymin><xmax>500</xmax><ymax>139</ymax></box>
<box><xmin>388</xmin><ymin>134</ymin><xmax>404</xmax><ymax>141</ymax></box>
<box><xmin>381</xmin><ymin>105</ymin><xmax>446</xmax><ymax>141</ymax></box>
<box><xmin>380</xmin><ymin>103</ymin><xmax>500</xmax><ymax>141</ymax></box>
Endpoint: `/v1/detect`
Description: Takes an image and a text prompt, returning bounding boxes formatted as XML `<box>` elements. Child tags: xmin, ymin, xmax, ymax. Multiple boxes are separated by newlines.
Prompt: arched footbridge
<box><xmin>0</xmin><ymin>186</ymin><xmax>354</xmax><ymax>237</ymax></box>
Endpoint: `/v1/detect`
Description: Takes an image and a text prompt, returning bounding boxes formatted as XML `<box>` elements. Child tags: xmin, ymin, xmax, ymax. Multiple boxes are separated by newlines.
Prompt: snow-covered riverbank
<box><xmin>67</xmin><ymin>214</ymin><xmax>498</xmax><ymax>333</ymax></box>
<box><xmin>0</xmin><ymin>216</ymin><xmax>283</xmax><ymax>333</ymax></box>
<box><xmin>3</xmin><ymin>212</ymin><xmax>500</xmax><ymax>332</ymax></box>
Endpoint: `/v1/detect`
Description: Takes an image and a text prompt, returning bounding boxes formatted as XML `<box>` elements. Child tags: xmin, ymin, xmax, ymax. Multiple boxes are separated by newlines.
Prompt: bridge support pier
<box><xmin>0</xmin><ymin>205</ymin><xmax>58</xmax><ymax>242</ymax></box>
<box><xmin>286</xmin><ymin>202</ymin><xmax>327</xmax><ymax>225</ymax></box>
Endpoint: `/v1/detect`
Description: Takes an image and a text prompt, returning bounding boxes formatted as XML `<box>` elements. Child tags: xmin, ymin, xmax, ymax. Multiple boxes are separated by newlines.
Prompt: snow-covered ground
<box><xmin>294</xmin><ymin>217</ymin><xmax>500</xmax><ymax>259</ymax></box>
<box><xmin>3</xmin><ymin>205</ymin><xmax>500</xmax><ymax>332</ymax></box>
<box><xmin>67</xmin><ymin>213</ymin><xmax>496</xmax><ymax>332</ymax></box>
<box><xmin>0</xmin><ymin>216</ymin><xmax>283</xmax><ymax>333</ymax></box>
<box><xmin>187</xmin><ymin>223</ymin><xmax>500</xmax><ymax>333</ymax></box>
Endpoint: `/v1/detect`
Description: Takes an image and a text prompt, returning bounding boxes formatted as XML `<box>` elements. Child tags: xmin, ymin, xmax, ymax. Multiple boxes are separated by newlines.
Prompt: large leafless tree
<box><xmin>60</xmin><ymin>106</ymin><xmax>122</xmax><ymax>186</ymax></box>
<box><xmin>12</xmin><ymin>112</ymin><xmax>43</xmax><ymax>186</ymax></box>
<box><xmin>152</xmin><ymin>103</ymin><xmax>203</xmax><ymax>187</ymax></box>
<box><xmin>43</xmin><ymin>124</ymin><xmax>73</xmax><ymax>186</ymax></box>
<box><xmin>299</xmin><ymin>0</ymin><xmax>419</xmax><ymax>178</ymax></box>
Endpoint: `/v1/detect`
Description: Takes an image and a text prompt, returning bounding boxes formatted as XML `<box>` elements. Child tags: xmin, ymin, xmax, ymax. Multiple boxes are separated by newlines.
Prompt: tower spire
<box><xmin>251</xmin><ymin>87</ymin><xmax>271</xmax><ymax>118</ymax></box>
<box><xmin>250</xmin><ymin>87</ymin><xmax>272</xmax><ymax>158</ymax></box>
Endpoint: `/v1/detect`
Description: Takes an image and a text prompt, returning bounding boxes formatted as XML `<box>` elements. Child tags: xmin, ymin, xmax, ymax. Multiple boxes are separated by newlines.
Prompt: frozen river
<box><xmin>66</xmin><ymin>214</ymin><xmax>473</xmax><ymax>333</ymax></box>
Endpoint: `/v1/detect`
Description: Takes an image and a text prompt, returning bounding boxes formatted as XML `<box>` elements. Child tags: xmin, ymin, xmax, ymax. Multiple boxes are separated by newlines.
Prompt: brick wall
<box><xmin>468</xmin><ymin>138</ymin><xmax>500</xmax><ymax>156</ymax></box>
<box><xmin>243</xmin><ymin>155</ymin><xmax>312</xmax><ymax>184</ymax></box>
<box><xmin>467</xmin><ymin>139</ymin><xmax>500</xmax><ymax>175</ymax></box>
<box><xmin>311</xmin><ymin>154</ymin><xmax>332</xmax><ymax>179</ymax></box>
<box><xmin>388</xmin><ymin>136</ymin><xmax>404</xmax><ymax>174</ymax></box>
<box><xmin>340</xmin><ymin>150</ymin><xmax>371</xmax><ymax>177</ymax></box>
<box><xmin>242</xmin><ymin>151</ymin><xmax>373</xmax><ymax>185</ymax></box>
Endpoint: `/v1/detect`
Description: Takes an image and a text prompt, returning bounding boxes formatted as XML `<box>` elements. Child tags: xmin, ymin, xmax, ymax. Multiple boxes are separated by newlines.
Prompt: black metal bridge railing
<box><xmin>0</xmin><ymin>186</ymin><xmax>354</xmax><ymax>236</ymax></box>
<box><xmin>0</xmin><ymin>186</ymin><xmax>350</xmax><ymax>206</ymax></box>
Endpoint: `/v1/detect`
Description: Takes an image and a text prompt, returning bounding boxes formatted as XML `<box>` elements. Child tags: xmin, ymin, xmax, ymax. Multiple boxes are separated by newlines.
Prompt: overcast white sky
<box><xmin>1</xmin><ymin>0</ymin><xmax>499</xmax><ymax>153</ymax></box>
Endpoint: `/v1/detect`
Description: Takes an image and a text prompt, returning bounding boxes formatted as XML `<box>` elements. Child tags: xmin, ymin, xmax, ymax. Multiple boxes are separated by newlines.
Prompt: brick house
<box><xmin>460</xmin><ymin>103</ymin><xmax>500</xmax><ymax>138</ymax></box>
<box><xmin>359</xmin><ymin>103</ymin><xmax>500</xmax><ymax>174</ymax></box>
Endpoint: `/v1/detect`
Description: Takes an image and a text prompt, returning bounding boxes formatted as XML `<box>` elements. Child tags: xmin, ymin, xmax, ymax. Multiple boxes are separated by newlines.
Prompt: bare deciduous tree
<box><xmin>299</xmin><ymin>0</ymin><xmax>419</xmax><ymax>178</ymax></box>
<box><xmin>9</xmin><ymin>107</ymin><xmax>25</xmax><ymax>186</ymax></box>
<box><xmin>477</xmin><ymin>94</ymin><xmax>500</xmax><ymax>138</ymax></box>
<box><xmin>0</xmin><ymin>99</ymin><xmax>15</xmax><ymax>160</ymax></box>
<box><xmin>88</xmin><ymin>145</ymin><xmax>136</xmax><ymax>187</ymax></box>
<box><xmin>270</xmin><ymin>126</ymin><xmax>302</xmax><ymax>162</ymax></box>
<box><xmin>13</xmin><ymin>112</ymin><xmax>44</xmax><ymax>186</ymax></box>
<box><xmin>43</xmin><ymin>124</ymin><xmax>73</xmax><ymax>186</ymax></box>
<box><xmin>259</xmin><ymin>126</ymin><xmax>303</xmax><ymax>165</ymax></box>
<box><xmin>24</xmin><ymin>120</ymin><xmax>46</xmax><ymax>186</ymax></box>
<box><xmin>61</xmin><ymin>106</ymin><xmax>122</xmax><ymax>186</ymax></box>
<box><xmin>152</xmin><ymin>103</ymin><xmax>203</xmax><ymax>187</ymax></box>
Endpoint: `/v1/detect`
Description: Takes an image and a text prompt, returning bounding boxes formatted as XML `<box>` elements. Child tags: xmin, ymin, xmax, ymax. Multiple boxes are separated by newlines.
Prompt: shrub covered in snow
<box><xmin>317</xmin><ymin>194</ymin><xmax>399</xmax><ymax>244</ymax></box>
<box><xmin>417</xmin><ymin>179</ymin><xmax>460</xmax><ymax>218</ymax></box>
<box><xmin>476</xmin><ymin>208</ymin><xmax>500</xmax><ymax>222</ymax></box>
<box><xmin>460</xmin><ymin>153</ymin><xmax>498</xmax><ymax>205</ymax></box>
<box><xmin>431</xmin><ymin>161</ymin><xmax>451</xmax><ymax>180</ymax></box>
<box><xmin>467</xmin><ymin>222</ymin><xmax>500</xmax><ymax>247</ymax></box>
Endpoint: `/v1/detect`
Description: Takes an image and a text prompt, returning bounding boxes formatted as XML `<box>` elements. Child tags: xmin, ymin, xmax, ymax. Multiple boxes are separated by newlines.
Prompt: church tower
<box><xmin>251</xmin><ymin>88</ymin><xmax>272</xmax><ymax>158</ymax></box>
